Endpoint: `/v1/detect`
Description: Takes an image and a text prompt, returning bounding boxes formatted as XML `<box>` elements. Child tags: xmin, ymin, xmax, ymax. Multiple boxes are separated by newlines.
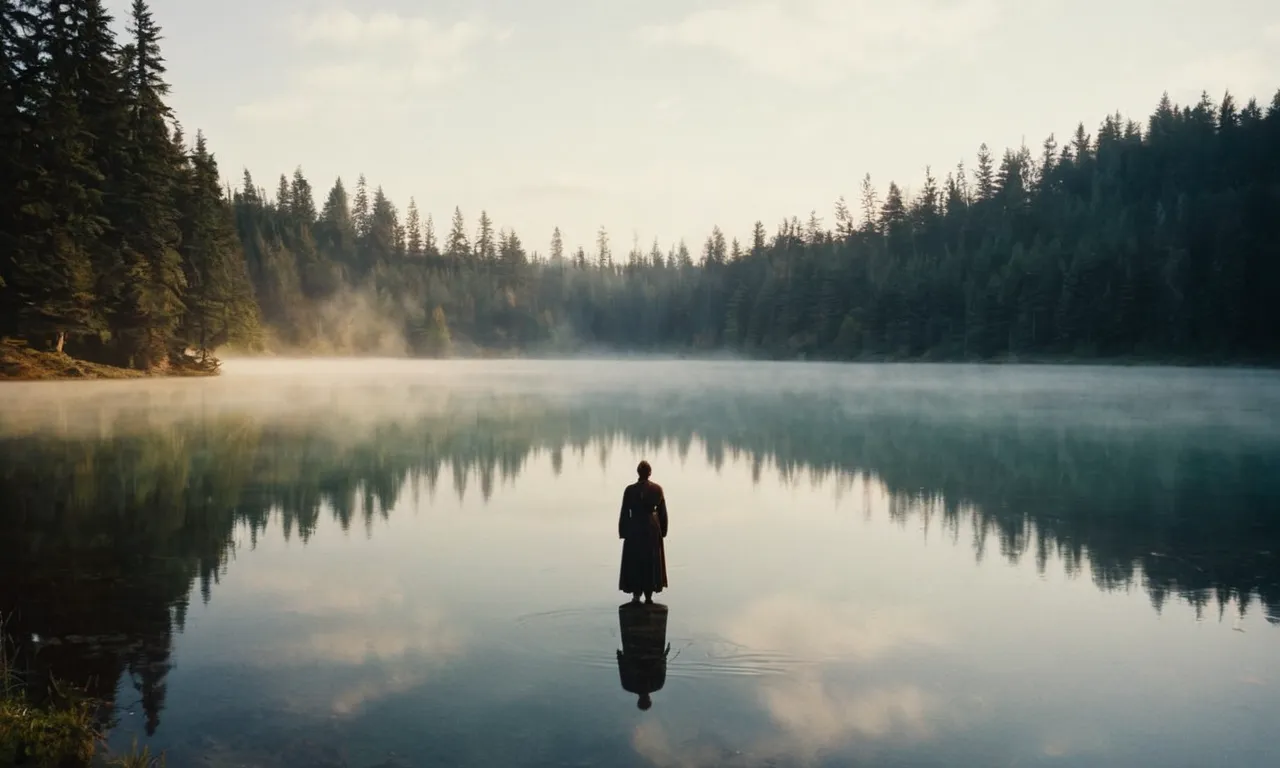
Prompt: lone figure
<box><xmin>618</xmin><ymin>460</ymin><xmax>669</xmax><ymax>603</ymax></box>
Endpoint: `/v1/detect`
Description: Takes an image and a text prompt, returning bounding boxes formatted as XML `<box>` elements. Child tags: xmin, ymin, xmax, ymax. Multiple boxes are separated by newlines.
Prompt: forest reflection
<box><xmin>2</xmin><ymin>382</ymin><xmax>1278</xmax><ymax>741</ymax></box>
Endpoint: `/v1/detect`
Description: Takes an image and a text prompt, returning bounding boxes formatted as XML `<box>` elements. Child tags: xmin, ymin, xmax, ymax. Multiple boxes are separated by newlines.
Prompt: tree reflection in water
<box><xmin>2</xmin><ymin>382</ymin><xmax>1277</xmax><ymax>739</ymax></box>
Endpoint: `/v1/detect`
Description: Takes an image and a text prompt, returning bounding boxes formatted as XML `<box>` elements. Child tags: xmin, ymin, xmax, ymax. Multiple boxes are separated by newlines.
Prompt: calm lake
<box><xmin>2</xmin><ymin>359</ymin><xmax>1279</xmax><ymax>767</ymax></box>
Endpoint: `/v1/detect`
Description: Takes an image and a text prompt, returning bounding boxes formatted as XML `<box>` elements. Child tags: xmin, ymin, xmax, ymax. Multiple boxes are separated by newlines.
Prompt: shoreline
<box><xmin>223</xmin><ymin>347</ymin><xmax>1280</xmax><ymax>371</ymax></box>
<box><xmin>5</xmin><ymin>342</ymin><xmax>1277</xmax><ymax>382</ymax></box>
<box><xmin>0</xmin><ymin>341</ymin><xmax>220</xmax><ymax>382</ymax></box>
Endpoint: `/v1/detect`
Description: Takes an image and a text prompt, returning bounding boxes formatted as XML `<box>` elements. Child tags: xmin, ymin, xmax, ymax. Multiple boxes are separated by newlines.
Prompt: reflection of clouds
<box><xmin>232</xmin><ymin>559</ymin><xmax>467</xmax><ymax>715</ymax></box>
<box><xmin>1042</xmin><ymin>738</ymin><xmax>1069</xmax><ymax>757</ymax></box>
<box><xmin>242</xmin><ymin>564</ymin><xmax>409</xmax><ymax>620</ymax></box>
<box><xmin>292</xmin><ymin>609</ymin><xmax>463</xmax><ymax>666</ymax></box>
<box><xmin>634</xmin><ymin>594</ymin><xmax>948</xmax><ymax>767</ymax></box>
<box><xmin>763</xmin><ymin>675</ymin><xmax>933</xmax><ymax>745</ymax></box>
<box><xmin>1027</xmin><ymin>724</ymin><xmax>1112</xmax><ymax>761</ymax></box>
<box><xmin>634</xmin><ymin>682</ymin><xmax>934</xmax><ymax>767</ymax></box>
<box><xmin>632</xmin><ymin>720</ymin><xmax>739</xmax><ymax>768</ymax></box>
<box><xmin>329</xmin><ymin>668</ymin><xmax>435</xmax><ymax>716</ymax></box>
<box><xmin>724</xmin><ymin>594</ymin><xmax>944</xmax><ymax>662</ymax></box>
<box><xmin>738</xmin><ymin>595</ymin><xmax>943</xmax><ymax>756</ymax></box>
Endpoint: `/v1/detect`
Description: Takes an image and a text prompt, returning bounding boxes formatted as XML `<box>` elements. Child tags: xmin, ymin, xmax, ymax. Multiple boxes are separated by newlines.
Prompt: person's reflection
<box><xmin>617</xmin><ymin>602</ymin><xmax>670</xmax><ymax>710</ymax></box>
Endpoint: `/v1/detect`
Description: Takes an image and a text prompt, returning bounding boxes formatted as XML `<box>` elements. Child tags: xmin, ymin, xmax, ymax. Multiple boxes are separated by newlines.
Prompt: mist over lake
<box><xmin>2</xmin><ymin>359</ymin><xmax>1279</xmax><ymax>768</ymax></box>
<box><xmin>3</xmin><ymin>0</ymin><xmax>1279</xmax><ymax>763</ymax></box>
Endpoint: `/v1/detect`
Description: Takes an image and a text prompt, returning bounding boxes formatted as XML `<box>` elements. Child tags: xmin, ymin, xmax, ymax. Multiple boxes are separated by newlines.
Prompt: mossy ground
<box><xmin>0</xmin><ymin>340</ymin><xmax>218</xmax><ymax>381</ymax></box>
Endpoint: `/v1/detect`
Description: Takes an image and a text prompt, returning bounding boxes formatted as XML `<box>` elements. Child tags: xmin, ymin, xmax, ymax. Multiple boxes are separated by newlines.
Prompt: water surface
<box><xmin>2</xmin><ymin>360</ymin><xmax>1278</xmax><ymax>767</ymax></box>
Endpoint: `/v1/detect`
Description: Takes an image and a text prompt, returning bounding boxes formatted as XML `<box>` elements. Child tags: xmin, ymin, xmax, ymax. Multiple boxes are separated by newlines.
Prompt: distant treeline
<box><xmin>2</xmin><ymin>2</ymin><xmax>1279</xmax><ymax>366</ymax></box>
<box><xmin>238</xmin><ymin>87</ymin><xmax>1280</xmax><ymax>362</ymax></box>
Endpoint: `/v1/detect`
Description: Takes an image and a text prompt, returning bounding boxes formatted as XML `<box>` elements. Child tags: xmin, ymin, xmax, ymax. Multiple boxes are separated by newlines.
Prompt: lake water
<box><xmin>2</xmin><ymin>360</ymin><xmax>1279</xmax><ymax>768</ymax></box>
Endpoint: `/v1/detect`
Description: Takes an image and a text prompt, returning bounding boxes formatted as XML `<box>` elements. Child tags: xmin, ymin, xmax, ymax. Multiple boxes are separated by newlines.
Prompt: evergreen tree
<box><xmin>406</xmin><ymin>198</ymin><xmax>423</xmax><ymax>259</ymax></box>
<box><xmin>1070</xmin><ymin>123</ymin><xmax>1091</xmax><ymax>163</ymax></box>
<box><xmin>834</xmin><ymin>196</ymin><xmax>855</xmax><ymax>241</ymax></box>
<box><xmin>0</xmin><ymin>2</ymin><xmax>41</xmax><ymax>303</ymax></box>
<box><xmin>804</xmin><ymin>211</ymin><xmax>824</xmax><ymax>244</ymax></box>
<box><xmin>881</xmin><ymin>183</ymin><xmax>907</xmax><ymax>230</ymax></box>
<box><xmin>974</xmin><ymin>143</ymin><xmax>995</xmax><ymax>200</ymax></box>
<box><xmin>550</xmin><ymin>226</ymin><xmax>564</xmax><ymax>264</ymax></box>
<box><xmin>366</xmin><ymin>186</ymin><xmax>398</xmax><ymax>264</ymax></box>
<box><xmin>751</xmin><ymin>221</ymin><xmax>767</xmax><ymax>254</ymax></box>
<box><xmin>422</xmin><ymin>213</ymin><xmax>438</xmax><ymax>260</ymax></box>
<box><xmin>499</xmin><ymin>227</ymin><xmax>527</xmax><ymax>284</ymax></box>
<box><xmin>711</xmin><ymin>227</ymin><xmax>727</xmax><ymax>264</ymax></box>
<box><xmin>290</xmin><ymin>167</ymin><xmax>315</xmax><ymax>226</ymax></box>
<box><xmin>446</xmin><ymin>206</ymin><xmax>469</xmax><ymax>264</ymax></box>
<box><xmin>475</xmin><ymin>210</ymin><xmax>496</xmax><ymax>263</ymax></box>
<box><xmin>176</xmin><ymin>131</ymin><xmax>258</xmax><ymax>359</ymax></box>
<box><xmin>596</xmin><ymin>226</ymin><xmax>611</xmax><ymax>270</ymax></box>
<box><xmin>352</xmin><ymin>173</ymin><xmax>370</xmax><ymax>238</ymax></box>
<box><xmin>5</xmin><ymin>0</ymin><xmax>109</xmax><ymax>351</ymax></box>
<box><xmin>996</xmin><ymin>147</ymin><xmax>1030</xmax><ymax>211</ymax></box>
<box><xmin>915</xmin><ymin>167</ymin><xmax>940</xmax><ymax>223</ymax></box>
<box><xmin>419</xmin><ymin>306</ymin><xmax>452</xmax><ymax>357</ymax></box>
<box><xmin>1038</xmin><ymin>134</ymin><xmax>1058</xmax><ymax>191</ymax></box>
<box><xmin>115</xmin><ymin>0</ymin><xmax>185</xmax><ymax>369</ymax></box>
<box><xmin>76</xmin><ymin>0</ymin><xmax>132</xmax><ymax>336</ymax></box>
<box><xmin>676</xmin><ymin>240</ymin><xmax>692</xmax><ymax>269</ymax></box>
<box><xmin>859</xmin><ymin>174</ymin><xmax>880</xmax><ymax>233</ymax></box>
<box><xmin>322</xmin><ymin>177</ymin><xmax>353</xmax><ymax>226</ymax></box>
<box><xmin>274</xmin><ymin>173</ymin><xmax>291</xmax><ymax>213</ymax></box>
<box><xmin>318</xmin><ymin>177</ymin><xmax>355</xmax><ymax>270</ymax></box>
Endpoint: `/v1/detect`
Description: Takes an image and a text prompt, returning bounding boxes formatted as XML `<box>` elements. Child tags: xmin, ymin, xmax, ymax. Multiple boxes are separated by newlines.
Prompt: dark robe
<box><xmin>617</xmin><ymin>603</ymin><xmax>669</xmax><ymax>699</ymax></box>
<box><xmin>618</xmin><ymin>479</ymin><xmax>669</xmax><ymax>595</ymax></box>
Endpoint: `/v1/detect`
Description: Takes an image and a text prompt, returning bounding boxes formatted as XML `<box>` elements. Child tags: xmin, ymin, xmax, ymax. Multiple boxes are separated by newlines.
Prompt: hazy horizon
<box><xmin>101</xmin><ymin>0</ymin><xmax>1280</xmax><ymax>251</ymax></box>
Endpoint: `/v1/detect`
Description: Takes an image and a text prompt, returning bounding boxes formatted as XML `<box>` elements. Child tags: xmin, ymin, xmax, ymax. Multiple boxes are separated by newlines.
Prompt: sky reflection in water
<box><xmin>1</xmin><ymin>360</ymin><xmax>1278</xmax><ymax>767</ymax></box>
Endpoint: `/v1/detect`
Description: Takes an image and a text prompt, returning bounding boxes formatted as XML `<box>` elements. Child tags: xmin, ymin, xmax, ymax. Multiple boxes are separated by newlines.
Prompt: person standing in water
<box><xmin>618</xmin><ymin>460</ymin><xmax>669</xmax><ymax>603</ymax></box>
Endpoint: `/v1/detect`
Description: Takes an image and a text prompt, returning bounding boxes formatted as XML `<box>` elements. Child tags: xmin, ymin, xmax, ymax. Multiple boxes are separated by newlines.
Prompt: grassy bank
<box><xmin>1</xmin><ymin>619</ymin><xmax>164</xmax><ymax>767</ymax></box>
<box><xmin>0</xmin><ymin>340</ymin><xmax>219</xmax><ymax>382</ymax></box>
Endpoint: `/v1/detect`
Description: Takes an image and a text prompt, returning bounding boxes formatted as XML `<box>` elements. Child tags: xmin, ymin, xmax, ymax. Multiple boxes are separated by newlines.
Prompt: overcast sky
<box><xmin>103</xmin><ymin>0</ymin><xmax>1280</xmax><ymax>254</ymax></box>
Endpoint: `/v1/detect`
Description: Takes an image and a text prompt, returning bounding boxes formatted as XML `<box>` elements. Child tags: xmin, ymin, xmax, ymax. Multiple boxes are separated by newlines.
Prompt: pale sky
<box><xmin>104</xmin><ymin>0</ymin><xmax>1280</xmax><ymax>254</ymax></box>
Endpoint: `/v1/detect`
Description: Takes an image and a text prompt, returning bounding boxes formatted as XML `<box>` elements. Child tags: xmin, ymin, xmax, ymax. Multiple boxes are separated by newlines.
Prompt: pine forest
<box><xmin>3</xmin><ymin>1</ymin><xmax>1279</xmax><ymax>371</ymax></box>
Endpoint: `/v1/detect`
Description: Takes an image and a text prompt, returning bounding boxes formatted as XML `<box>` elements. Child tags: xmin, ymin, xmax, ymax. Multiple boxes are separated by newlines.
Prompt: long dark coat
<box><xmin>618</xmin><ymin>480</ymin><xmax>669</xmax><ymax>595</ymax></box>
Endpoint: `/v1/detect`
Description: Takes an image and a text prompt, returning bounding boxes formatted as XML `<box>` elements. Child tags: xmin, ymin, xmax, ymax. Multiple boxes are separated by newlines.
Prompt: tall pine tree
<box><xmin>176</xmin><ymin>131</ymin><xmax>259</xmax><ymax>360</ymax></box>
<box><xmin>115</xmin><ymin>0</ymin><xmax>185</xmax><ymax>369</ymax></box>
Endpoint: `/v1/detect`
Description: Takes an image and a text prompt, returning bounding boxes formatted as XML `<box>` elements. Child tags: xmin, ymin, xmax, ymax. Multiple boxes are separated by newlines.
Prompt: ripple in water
<box><xmin>508</xmin><ymin>606</ymin><xmax>812</xmax><ymax>679</ymax></box>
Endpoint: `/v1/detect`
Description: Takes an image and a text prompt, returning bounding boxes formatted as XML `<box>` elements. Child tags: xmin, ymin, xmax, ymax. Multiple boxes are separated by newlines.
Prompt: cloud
<box><xmin>1170</xmin><ymin>49</ymin><xmax>1275</xmax><ymax>103</ymax></box>
<box><xmin>493</xmin><ymin>177</ymin><xmax>614</xmax><ymax>204</ymax></box>
<box><xmin>1265</xmin><ymin>23</ymin><xmax>1280</xmax><ymax>43</ymax></box>
<box><xmin>235</xmin><ymin>8</ymin><xmax>510</xmax><ymax>125</ymax></box>
<box><xmin>294</xmin><ymin>9</ymin><xmax>506</xmax><ymax>52</ymax></box>
<box><xmin>636</xmin><ymin>0</ymin><xmax>999</xmax><ymax>86</ymax></box>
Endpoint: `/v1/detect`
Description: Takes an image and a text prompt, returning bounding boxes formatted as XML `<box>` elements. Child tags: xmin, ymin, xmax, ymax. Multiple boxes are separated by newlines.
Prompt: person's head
<box><xmin>637</xmin><ymin>460</ymin><xmax>652</xmax><ymax>480</ymax></box>
<box><xmin>637</xmin><ymin>693</ymin><xmax>652</xmax><ymax>710</ymax></box>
